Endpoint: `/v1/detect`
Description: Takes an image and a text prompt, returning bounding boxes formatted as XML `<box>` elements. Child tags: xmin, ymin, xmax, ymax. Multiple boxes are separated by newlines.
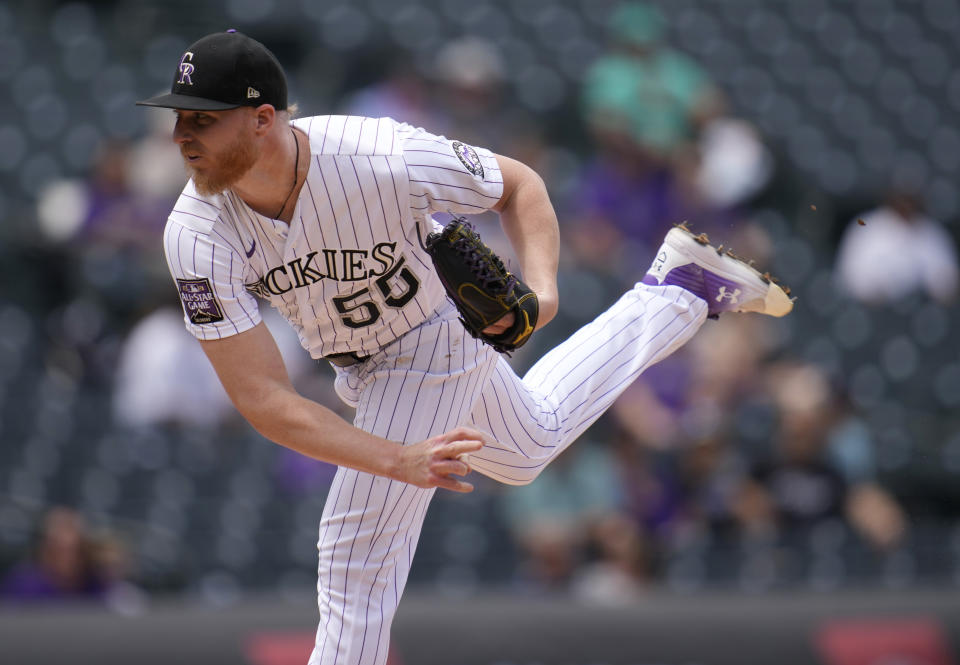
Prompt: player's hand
<box><xmin>396</xmin><ymin>427</ymin><xmax>490</xmax><ymax>493</ymax></box>
<box><xmin>481</xmin><ymin>288</ymin><xmax>557</xmax><ymax>336</ymax></box>
<box><xmin>482</xmin><ymin>313</ymin><xmax>514</xmax><ymax>336</ymax></box>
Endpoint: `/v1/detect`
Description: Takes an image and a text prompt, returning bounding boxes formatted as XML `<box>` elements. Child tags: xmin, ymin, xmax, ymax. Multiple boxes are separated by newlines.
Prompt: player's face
<box><xmin>173</xmin><ymin>108</ymin><xmax>260</xmax><ymax>196</ymax></box>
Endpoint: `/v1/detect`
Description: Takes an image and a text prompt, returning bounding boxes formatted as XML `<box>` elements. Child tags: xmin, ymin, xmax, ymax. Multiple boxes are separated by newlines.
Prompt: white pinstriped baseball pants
<box><xmin>308</xmin><ymin>283</ymin><xmax>708</xmax><ymax>665</ymax></box>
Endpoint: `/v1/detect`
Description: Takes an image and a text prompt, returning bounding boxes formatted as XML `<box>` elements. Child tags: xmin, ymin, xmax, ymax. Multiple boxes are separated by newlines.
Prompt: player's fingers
<box><xmin>432</xmin><ymin>475</ymin><xmax>474</xmax><ymax>493</ymax></box>
<box><xmin>443</xmin><ymin>438</ymin><xmax>484</xmax><ymax>458</ymax></box>
<box><xmin>430</xmin><ymin>458</ymin><xmax>471</xmax><ymax>477</ymax></box>
<box><xmin>482</xmin><ymin>312</ymin><xmax>514</xmax><ymax>335</ymax></box>
<box><xmin>442</xmin><ymin>425</ymin><xmax>486</xmax><ymax>442</ymax></box>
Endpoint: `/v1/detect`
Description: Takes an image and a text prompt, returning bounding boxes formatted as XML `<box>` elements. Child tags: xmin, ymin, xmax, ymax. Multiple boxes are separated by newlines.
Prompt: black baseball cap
<box><xmin>136</xmin><ymin>30</ymin><xmax>287</xmax><ymax>111</ymax></box>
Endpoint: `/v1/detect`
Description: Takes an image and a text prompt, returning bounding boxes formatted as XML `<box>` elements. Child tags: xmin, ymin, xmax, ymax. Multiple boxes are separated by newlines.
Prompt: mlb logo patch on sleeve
<box><xmin>177</xmin><ymin>277</ymin><xmax>225</xmax><ymax>324</ymax></box>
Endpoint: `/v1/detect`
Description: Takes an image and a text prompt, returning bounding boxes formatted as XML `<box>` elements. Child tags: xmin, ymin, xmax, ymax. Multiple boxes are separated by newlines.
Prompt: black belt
<box><xmin>324</xmin><ymin>351</ymin><xmax>371</xmax><ymax>367</ymax></box>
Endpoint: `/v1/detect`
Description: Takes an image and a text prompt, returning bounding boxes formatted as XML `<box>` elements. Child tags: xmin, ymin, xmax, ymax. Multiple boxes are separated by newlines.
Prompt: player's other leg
<box><xmin>309</xmin><ymin>311</ymin><xmax>500</xmax><ymax>665</ymax></box>
<box><xmin>642</xmin><ymin>223</ymin><xmax>794</xmax><ymax>318</ymax></box>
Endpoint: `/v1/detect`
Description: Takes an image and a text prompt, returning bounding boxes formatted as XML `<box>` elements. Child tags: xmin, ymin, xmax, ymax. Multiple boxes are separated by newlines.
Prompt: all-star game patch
<box><xmin>452</xmin><ymin>141</ymin><xmax>484</xmax><ymax>178</ymax></box>
<box><xmin>177</xmin><ymin>277</ymin><xmax>225</xmax><ymax>325</ymax></box>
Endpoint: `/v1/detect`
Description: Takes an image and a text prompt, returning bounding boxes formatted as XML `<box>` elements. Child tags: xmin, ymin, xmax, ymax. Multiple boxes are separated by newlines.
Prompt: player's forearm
<box><xmin>499</xmin><ymin>178</ymin><xmax>560</xmax><ymax>293</ymax></box>
<box><xmin>200</xmin><ymin>325</ymin><xmax>403</xmax><ymax>478</ymax></box>
<box><xmin>238</xmin><ymin>385</ymin><xmax>483</xmax><ymax>493</ymax></box>
<box><xmin>240</xmin><ymin>387</ymin><xmax>403</xmax><ymax>479</ymax></box>
<box><xmin>493</xmin><ymin>155</ymin><xmax>560</xmax><ymax>325</ymax></box>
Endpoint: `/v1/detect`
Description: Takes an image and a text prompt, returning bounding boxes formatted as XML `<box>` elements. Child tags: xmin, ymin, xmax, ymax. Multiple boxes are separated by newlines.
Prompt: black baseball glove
<box><xmin>424</xmin><ymin>218</ymin><xmax>539</xmax><ymax>353</ymax></box>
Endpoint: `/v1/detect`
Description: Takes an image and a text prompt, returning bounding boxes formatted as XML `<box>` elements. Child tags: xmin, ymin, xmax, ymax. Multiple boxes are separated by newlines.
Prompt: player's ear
<box><xmin>251</xmin><ymin>104</ymin><xmax>276</xmax><ymax>135</ymax></box>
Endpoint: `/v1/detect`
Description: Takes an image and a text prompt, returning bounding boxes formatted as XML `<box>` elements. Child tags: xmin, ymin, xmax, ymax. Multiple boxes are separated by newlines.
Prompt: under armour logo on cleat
<box><xmin>715</xmin><ymin>286</ymin><xmax>741</xmax><ymax>303</ymax></box>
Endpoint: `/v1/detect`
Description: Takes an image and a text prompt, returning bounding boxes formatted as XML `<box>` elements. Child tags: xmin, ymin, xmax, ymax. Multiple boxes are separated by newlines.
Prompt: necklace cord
<box><xmin>274</xmin><ymin>128</ymin><xmax>300</xmax><ymax>219</ymax></box>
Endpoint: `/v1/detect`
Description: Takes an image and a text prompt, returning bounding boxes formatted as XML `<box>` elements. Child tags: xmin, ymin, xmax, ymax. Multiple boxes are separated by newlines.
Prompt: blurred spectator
<box><xmin>112</xmin><ymin>305</ymin><xmax>234</xmax><ymax>429</ymax></box>
<box><xmin>89</xmin><ymin>531</ymin><xmax>147</xmax><ymax>615</ymax></box>
<box><xmin>431</xmin><ymin>36</ymin><xmax>535</xmax><ymax>153</ymax></box>
<box><xmin>129</xmin><ymin>108</ymin><xmax>189</xmax><ymax>200</ymax></box>
<box><xmin>36</xmin><ymin>138</ymin><xmax>175</xmax><ymax>332</ymax></box>
<box><xmin>1</xmin><ymin>507</ymin><xmax>116</xmax><ymax>604</ymax></box>
<box><xmin>629</xmin><ymin>313</ymin><xmax>779</xmax><ymax>446</ymax></box>
<box><xmin>37</xmin><ymin>138</ymin><xmax>171</xmax><ymax>255</ymax></box>
<box><xmin>568</xmin><ymin>136</ymin><xmax>744</xmax><ymax>258</ymax></box>
<box><xmin>575</xmin><ymin>2</ymin><xmax>761</xmax><ymax>257</ymax></box>
<box><xmin>835</xmin><ymin>188</ymin><xmax>959</xmax><ymax>305</ymax></box>
<box><xmin>582</xmin><ymin>2</ymin><xmax>722</xmax><ymax>167</ymax></box>
<box><xmin>570</xmin><ymin>513</ymin><xmax>650</xmax><ymax>605</ymax></box>
<box><xmin>739</xmin><ymin>362</ymin><xmax>908</xmax><ymax>551</ymax></box>
<box><xmin>343</xmin><ymin>54</ymin><xmax>448</xmax><ymax>133</ymax></box>
<box><xmin>113</xmin><ymin>306</ymin><xmax>316</xmax><ymax>430</ymax></box>
<box><xmin>677</xmin><ymin>429</ymin><xmax>755</xmax><ymax>537</ymax></box>
<box><xmin>692</xmin><ymin>115</ymin><xmax>774</xmax><ymax>210</ymax></box>
<box><xmin>499</xmin><ymin>440</ymin><xmax>626</xmax><ymax>593</ymax></box>
<box><xmin>609</xmin><ymin>422</ymin><xmax>685</xmax><ymax>542</ymax></box>
<box><xmin>685</xmin><ymin>316</ymin><xmax>775</xmax><ymax>410</ymax></box>
<box><xmin>433</xmin><ymin>36</ymin><xmax>505</xmax><ymax>145</ymax></box>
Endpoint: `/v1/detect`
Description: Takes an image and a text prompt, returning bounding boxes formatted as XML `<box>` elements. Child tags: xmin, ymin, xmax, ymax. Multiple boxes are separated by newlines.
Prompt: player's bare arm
<box><xmin>199</xmin><ymin>323</ymin><xmax>484</xmax><ymax>493</ymax></box>
<box><xmin>490</xmin><ymin>153</ymin><xmax>560</xmax><ymax>332</ymax></box>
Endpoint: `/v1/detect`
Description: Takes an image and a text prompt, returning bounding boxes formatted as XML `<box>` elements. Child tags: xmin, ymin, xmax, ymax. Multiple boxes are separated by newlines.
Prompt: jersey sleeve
<box><xmin>398</xmin><ymin>125</ymin><xmax>504</xmax><ymax>215</ymax></box>
<box><xmin>163</xmin><ymin>219</ymin><xmax>262</xmax><ymax>341</ymax></box>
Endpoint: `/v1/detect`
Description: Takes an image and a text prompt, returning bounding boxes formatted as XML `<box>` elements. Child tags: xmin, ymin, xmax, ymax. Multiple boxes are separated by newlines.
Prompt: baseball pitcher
<box><xmin>137</xmin><ymin>31</ymin><xmax>792</xmax><ymax>665</ymax></box>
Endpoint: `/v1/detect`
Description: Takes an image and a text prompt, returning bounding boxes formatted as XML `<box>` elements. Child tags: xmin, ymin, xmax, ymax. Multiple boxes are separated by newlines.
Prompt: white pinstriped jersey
<box><xmin>163</xmin><ymin>115</ymin><xmax>503</xmax><ymax>358</ymax></box>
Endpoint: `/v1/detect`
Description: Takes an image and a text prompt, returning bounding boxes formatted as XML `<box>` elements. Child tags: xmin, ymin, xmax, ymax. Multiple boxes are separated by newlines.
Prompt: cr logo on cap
<box><xmin>178</xmin><ymin>51</ymin><xmax>195</xmax><ymax>85</ymax></box>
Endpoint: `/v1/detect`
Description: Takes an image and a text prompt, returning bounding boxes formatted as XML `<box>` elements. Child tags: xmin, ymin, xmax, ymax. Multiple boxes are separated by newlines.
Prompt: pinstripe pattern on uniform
<box><xmin>466</xmin><ymin>285</ymin><xmax>707</xmax><ymax>485</ymax></box>
<box><xmin>313</xmin><ymin>304</ymin><xmax>499</xmax><ymax>665</ymax></box>
<box><xmin>311</xmin><ymin>286</ymin><xmax>706</xmax><ymax>665</ymax></box>
<box><xmin>163</xmin><ymin>190</ymin><xmax>263</xmax><ymax>340</ymax></box>
<box><xmin>159</xmin><ymin>113</ymin><xmax>713</xmax><ymax>665</ymax></box>
<box><xmin>164</xmin><ymin>115</ymin><xmax>503</xmax><ymax>359</ymax></box>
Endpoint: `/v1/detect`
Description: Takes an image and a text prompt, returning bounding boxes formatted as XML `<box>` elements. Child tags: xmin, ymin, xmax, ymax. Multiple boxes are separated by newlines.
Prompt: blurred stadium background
<box><xmin>2</xmin><ymin>0</ymin><xmax>960</xmax><ymax>663</ymax></box>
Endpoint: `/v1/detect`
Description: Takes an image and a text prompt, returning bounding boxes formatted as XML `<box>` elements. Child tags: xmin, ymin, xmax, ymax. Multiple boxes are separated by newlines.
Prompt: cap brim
<box><xmin>135</xmin><ymin>92</ymin><xmax>241</xmax><ymax>111</ymax></box>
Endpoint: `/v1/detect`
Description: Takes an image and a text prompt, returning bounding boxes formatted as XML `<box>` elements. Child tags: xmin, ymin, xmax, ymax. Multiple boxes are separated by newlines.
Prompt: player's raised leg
<box><xmin>467</xmin><ymin>282</ymin><xmax>707</xmax><ymax>484</ymax></box>
<box><xmin>466</xmin><ymin>224</ymin><xmax>793</xmax><ymax>484</ymax></box>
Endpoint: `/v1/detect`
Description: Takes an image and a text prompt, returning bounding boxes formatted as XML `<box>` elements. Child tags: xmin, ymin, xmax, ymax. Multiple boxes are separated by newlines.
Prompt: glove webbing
<box><xmin>451</xmin><ymin>225</ymin><xmax>516</xmax><ymax>295</ymax></box>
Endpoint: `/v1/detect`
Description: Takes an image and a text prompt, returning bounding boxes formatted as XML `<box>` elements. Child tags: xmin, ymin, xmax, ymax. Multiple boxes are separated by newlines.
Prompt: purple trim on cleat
<box><xmin>641</xmin><ymin>226</ymin><xmax>794</xmax><ymax>318</ymax></box>
<box><xmin>643</xmin><ymin>264</ymin><xmax>709</xmax><ymax>301</ymax></box>
<box><xmin>644</xmin><ymin>264</ymin><xmax>745</xmax><ymax>315</ymax></box>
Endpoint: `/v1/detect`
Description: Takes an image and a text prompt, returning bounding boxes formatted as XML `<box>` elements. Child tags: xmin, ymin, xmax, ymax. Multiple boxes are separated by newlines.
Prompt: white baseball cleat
<box><xmin>642</xmin><ymin>223</ymin><xmax>794</xmax><ymax>317</ymax></box>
